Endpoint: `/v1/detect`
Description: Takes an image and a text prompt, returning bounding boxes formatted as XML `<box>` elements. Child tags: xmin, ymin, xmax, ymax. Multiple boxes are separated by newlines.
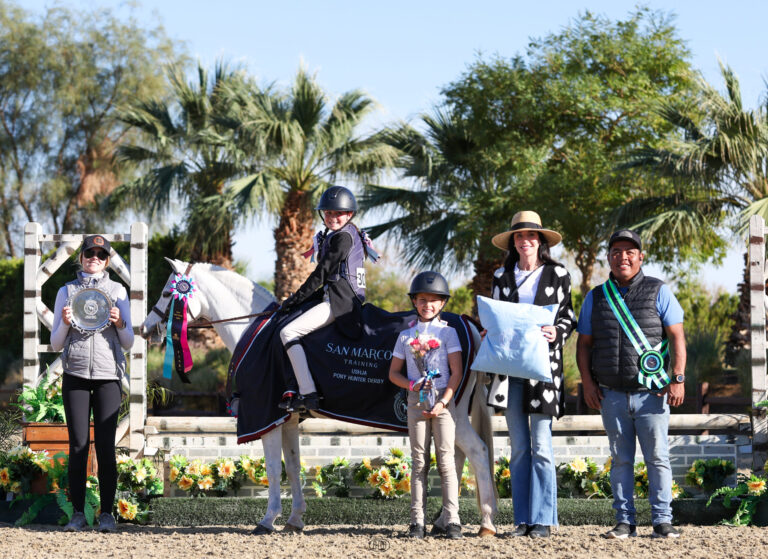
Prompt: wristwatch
<box><xmin>439</xmin><ymin>399</ymin><xmax>448</xmax><ymax>407</ymax></box>
<box><xmin>673</xmin><ymin>374</ymin><xmax>685</xmax><ymax>384</ymax></box>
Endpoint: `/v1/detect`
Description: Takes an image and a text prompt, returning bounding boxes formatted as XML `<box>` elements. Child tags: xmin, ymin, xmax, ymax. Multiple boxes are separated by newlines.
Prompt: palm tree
<box><xmin>623</xmin><ymin>62</ymin><xmax>768</xmax><ymax>362</ymax></box>
<box><xmin>114</xmin><ymin>62</ymin><xmax>257</xmax><ymax>267</ymax></box>
<box><xmin>222</xmin><ymin>68</ymin><xmax>398</xmax><ymax>299</ymax></box>
<box><xmin>360</xmin><ymin>108</ymin><xmax>543</xmax><ymax>300</ymax></box>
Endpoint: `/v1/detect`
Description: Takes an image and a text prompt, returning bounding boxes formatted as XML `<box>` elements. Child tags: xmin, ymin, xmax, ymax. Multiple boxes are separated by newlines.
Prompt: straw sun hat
<box><xmin>491</xmin><ymin>211</ymin><xmax>562</xmax><ymax>250</ymax></box>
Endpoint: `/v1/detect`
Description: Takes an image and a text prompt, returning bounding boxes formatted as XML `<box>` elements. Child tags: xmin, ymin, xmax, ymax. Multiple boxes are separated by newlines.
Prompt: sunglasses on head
<box><xmin>83</xmin><ymin>248</ymin><xmax>108</xmax><ymax>261</ymax></box>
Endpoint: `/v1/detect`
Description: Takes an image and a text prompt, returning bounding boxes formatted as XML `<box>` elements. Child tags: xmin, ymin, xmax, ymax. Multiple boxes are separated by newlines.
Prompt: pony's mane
<box><xmin>191</xmin><ymin>263</ymin><xmax>275</xmax><ymax>310</ymax></box>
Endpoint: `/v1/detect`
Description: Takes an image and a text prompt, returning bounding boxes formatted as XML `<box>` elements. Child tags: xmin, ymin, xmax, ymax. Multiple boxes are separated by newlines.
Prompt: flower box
<box><xmin>22</xmin><ymin>422</ymin><xmax>97</xmax><ymax>477</ymax></box>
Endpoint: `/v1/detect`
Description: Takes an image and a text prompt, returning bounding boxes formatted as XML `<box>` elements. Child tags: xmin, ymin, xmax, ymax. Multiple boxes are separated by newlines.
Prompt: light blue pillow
<box><xmin>472</xmin><ymin>295</ymin><xmax>558</xmax><ymax>382</ymax></box>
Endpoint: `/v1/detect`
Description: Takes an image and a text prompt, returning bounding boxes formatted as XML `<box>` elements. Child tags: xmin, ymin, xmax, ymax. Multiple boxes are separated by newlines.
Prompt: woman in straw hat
<box><xmin>490</xmin><ymin>211</ymin><xmax>576</xmax><ymax>538</ymax></box>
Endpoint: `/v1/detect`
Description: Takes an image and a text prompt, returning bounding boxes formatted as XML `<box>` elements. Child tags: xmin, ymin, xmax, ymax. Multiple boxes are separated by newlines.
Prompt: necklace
<box><xmin>514</xmin><ymin>263</ymin><xmax>541</xmax><ymax>289</ymax></box>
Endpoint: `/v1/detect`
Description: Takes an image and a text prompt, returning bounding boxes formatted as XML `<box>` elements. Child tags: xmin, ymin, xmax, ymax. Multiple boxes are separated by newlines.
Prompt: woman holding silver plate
<box><xmin>50</xmin><ymin>234</ymin><xmax>134</xmax><ymax>532</ymax></box>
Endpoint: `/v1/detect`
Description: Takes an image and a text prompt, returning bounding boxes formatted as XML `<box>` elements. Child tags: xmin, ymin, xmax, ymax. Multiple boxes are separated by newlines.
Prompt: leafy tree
<box><xmin>114</xmin><ymin>62</ymin><xmax>254</xmax><ymax>267</ymax></box>
<box><xmin>0</xmin><ymin>0</ymin><xmax>179</xmax><ymax>256</ymax></box>
<box><xmin>223</xmin><ymin>68</ymin><xmax>398</xmax><ymax>299</ymax></box>
<box><xmin>526</xmin><ymin>8</ymin><xmax>697</xmax><ymax>294</ymax></box>
<box><xmin>366</xmin><ymin>8</ymin><xmax>696</xmax><ymax>299</ymax></box>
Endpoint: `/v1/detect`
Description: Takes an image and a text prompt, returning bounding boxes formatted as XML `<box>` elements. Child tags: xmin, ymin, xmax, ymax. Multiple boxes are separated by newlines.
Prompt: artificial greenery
<box><xmin>168</xmin><ymin>455</ymin><xmax>303</xmax><ymax>497</ymax></box>
<box><xmin>312</xmin><ymin>457</ymin><xmax>351</xmax><ymax>498</ymax></box>
<box><xmin>686</xmin><ymin>458</ymin><xmax>736</xmax><ymax>493</ymax></box>
<box><xmin>0</xmin><ymin>446</ymin><xmax>163</xmax><ymax>526</ymax></box>
<box><xmin>707</xmin><ymin>471</ymin><xmax>768</xmax><ymax>526</ymax></box>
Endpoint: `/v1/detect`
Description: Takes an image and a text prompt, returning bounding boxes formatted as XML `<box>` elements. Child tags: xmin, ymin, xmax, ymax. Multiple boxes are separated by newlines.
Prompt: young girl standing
<box><xmin>278</xmin><ymin>185</ymin><xmax>368</xmax><ymax>412</ymax></box>
<box><xmin>388</xmin><ymin>271</ymin><xmax>463</xmax><ymax>539</ymax></box>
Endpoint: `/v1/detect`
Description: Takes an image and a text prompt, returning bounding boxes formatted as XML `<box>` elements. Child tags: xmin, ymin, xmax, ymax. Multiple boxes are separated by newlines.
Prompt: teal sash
<box><xmin>601</xmin><ymin>280</ymin><xmax>670</xmax><ymax>390</ymax></box>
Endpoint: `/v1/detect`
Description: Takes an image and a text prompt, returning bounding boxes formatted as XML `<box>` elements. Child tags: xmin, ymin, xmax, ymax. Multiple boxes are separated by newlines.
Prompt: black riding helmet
<box><xmin>316</xmin><ymin>185</ymin><xmax>358</xmax><ymax>220</ymax></box>
<box><xmin>408</xmin><ymin>271</ymin><xmax>451</xmax><ymax>299</ymax></box>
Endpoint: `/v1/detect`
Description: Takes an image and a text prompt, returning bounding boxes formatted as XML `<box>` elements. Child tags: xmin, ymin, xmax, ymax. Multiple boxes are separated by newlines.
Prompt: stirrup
<box><xmin>299</xmin><ymin>392</ymin><xmax>321</xmax><ymax>411</ymax></box>
<box><xmin>278</xmin><ymin>393</ymin><xmax>296</xmax><ymax>412</ymax></box>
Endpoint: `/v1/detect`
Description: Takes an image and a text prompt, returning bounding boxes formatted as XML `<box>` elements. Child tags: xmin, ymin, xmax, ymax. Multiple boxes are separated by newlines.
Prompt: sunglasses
<box><xmin>83</xmin><ymin>248</ymin><xmax>109</xmax><ymax>261</ymax></box>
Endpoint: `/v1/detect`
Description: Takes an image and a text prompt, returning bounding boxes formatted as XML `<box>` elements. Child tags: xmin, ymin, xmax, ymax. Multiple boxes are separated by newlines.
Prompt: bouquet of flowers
<box><xmin>114</xmin><ymin>454</ymin><xmax>164</xmax><ymax>523</ymax></box>
<box><xmin>353</xmin><ymin>448</ymin><xmax>411</xmax><ymax>499</ymax></box>
<box><xmin>406</xmin><ymin>331</ymin><xmax>442</xmax><ymax>407</ymax></box>
<box><xmin>558</xmin><ymin>457</ymin><xmax>611</xmax><ymax>499</ymax></box>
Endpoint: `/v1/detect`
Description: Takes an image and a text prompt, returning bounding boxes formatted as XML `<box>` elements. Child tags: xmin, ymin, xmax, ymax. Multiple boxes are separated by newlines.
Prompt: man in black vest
<box><xmin>576</xmin><ymin>230</ymin><xmax>686</xmax><ymax>539</ymax></box>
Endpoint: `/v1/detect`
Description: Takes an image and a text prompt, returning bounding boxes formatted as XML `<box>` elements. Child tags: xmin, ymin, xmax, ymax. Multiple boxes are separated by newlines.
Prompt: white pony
<box><xmin>141</xmin><ymin>259</ymin><xmax>498</xmax><ymax>535</ymax></box>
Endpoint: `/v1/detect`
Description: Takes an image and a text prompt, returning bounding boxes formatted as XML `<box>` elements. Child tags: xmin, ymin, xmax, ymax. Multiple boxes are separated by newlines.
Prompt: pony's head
<box><xmin>140</xmin><ymin>258</ymin><xmax>204</xmax><ymax>343</ymax></box>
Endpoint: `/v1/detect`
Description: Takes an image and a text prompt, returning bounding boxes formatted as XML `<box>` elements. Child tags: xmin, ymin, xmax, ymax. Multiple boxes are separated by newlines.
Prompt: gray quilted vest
<box><xmin>61</xmin><ymin>272</ymin><xmax>127</xmax><ymax>380</ymax></box>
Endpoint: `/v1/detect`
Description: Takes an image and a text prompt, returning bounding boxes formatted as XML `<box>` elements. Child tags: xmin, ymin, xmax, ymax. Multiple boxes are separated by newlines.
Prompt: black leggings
<box><xmin>62</xmin><ymin>374</ymin><xmax>121</xmax><ymax>513</ymax></box>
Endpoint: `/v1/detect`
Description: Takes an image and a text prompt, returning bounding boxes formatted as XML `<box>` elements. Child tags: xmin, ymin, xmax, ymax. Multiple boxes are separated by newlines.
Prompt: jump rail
<box><xmin>144</xmin><ymin>414</ymin><xmax>750</xmax><ymax>435</ymax></box>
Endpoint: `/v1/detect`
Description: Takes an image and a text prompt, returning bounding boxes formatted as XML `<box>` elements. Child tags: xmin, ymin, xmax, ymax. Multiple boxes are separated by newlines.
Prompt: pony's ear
<box><xmin>163</xmin><ymin>257</ymin><xmax>187</xmax><ymax>274</ymax></box>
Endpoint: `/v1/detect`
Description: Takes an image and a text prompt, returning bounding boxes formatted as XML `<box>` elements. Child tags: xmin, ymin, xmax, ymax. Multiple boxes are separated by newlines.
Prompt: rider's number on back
<box><xmin>356</xmin><ymin>267</ymin><xmax>366</xmax><ymax>289</ymax></box>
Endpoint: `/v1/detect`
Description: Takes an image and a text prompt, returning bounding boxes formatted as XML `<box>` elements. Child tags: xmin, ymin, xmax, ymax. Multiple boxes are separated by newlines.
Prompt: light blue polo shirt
<box><xmin>577</xmin><ymin>281</ymin><xmax>684</xmax><ymax>336</ymax></box>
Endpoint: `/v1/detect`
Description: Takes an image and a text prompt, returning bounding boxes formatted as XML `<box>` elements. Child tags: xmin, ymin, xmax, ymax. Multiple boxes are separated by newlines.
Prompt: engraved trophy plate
<box><xmin>68</xmin><ymin>287</ymin><xmax>113</xmax><ymax>334</ymax></box>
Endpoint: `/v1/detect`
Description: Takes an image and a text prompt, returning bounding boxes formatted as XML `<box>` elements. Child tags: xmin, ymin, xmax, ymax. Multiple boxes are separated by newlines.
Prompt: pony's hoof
<box><xmin>477</xmin><ymin>526</ymin><xmax>496</xmax><ymax>537</ymax></box>
<box><xmin>252</xmin><ymin>524</ymin><xmax>274</xmax><ymax>535</ymax></box>
<box><xmin>283</xmin><ymin>523</ymin><xmax>304</xmax><ymax>533</ymax></box>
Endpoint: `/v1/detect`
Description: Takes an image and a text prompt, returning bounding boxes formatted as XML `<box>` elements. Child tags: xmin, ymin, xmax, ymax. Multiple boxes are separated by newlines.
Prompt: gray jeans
<box><xmin>407</xmin><ymin>389</ymin><xmax>459</xmax><ymax>525</ymax></box>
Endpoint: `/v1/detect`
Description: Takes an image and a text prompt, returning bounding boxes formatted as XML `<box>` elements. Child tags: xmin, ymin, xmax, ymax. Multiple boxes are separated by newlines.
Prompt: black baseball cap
<box><xmin>81</xmin><ymin>235</ymin><xmax>111</xmax><ymax>253</ymax></box>
<box><xmin>608</xmin><ymin>229</ymin><xmax>642</xmax><ymax>251</ymax></box>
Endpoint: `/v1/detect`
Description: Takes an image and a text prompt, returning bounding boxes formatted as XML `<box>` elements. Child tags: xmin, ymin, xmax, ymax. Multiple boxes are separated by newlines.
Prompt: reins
<box><xmin>186</xmin><ymin>309</ymin><xmax>275</xmax><ymax>329</ymax></box>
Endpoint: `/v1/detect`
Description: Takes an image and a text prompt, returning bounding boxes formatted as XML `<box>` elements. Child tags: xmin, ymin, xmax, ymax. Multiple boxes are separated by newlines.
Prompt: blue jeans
<box><xmin>600</xmin><ymin>387</ymin><xmax>673</xmax><ymax>526</ymax></box>
<box><xmin>504</xmin><ymin>378</ymin><xmax>558</xmax><ymax>527</ymax></box>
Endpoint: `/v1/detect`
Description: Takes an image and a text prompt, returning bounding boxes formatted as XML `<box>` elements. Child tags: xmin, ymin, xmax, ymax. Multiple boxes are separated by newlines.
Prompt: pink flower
<box><xmin>427</xmin><ymin>339</ymin><xmax>440</xmax><ymax>349</ymax></box>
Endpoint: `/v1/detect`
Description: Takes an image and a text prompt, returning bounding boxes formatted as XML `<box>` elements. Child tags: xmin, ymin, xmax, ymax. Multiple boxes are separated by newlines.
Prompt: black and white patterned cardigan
<box><xmin>491</xmin><ymin>262</ymin><xmax>577</xmax><ymax>418</ymax></box>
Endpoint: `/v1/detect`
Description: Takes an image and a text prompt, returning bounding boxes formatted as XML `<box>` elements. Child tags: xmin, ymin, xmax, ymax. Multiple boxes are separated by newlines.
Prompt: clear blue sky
<box><xmin>25</xmin><ymin>0</ymin><xmax>768</xmax><ymax>291</ymax></box>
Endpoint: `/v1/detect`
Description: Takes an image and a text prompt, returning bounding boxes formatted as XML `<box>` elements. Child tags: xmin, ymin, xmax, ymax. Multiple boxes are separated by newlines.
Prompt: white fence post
<box><xmin>129</xmin><ymin>223</ymin><xmax>148</xmax><ymax>457</ymax></box>
<box><xmin>23</xmin><ymin>223</ymin><xmax>42</xmax><ymax>390</ymax></box>
<box><xmin>749</xmin><ymin>215</ymin><xmax>768</xmax><ymax>472</ymax></box>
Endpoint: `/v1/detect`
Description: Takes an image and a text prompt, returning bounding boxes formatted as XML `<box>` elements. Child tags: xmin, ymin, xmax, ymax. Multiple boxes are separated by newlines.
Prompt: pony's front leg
<box><xmin>253</xmin><ymin>426</ymin><xmax>285</xmax><ymax>534</ymax></box>
<box><xmin>455</xmin><ymin>411</ymin><xmax>497</xmax><ymax>536</ymax></box>
<box><xmin>281</xmin><ymin>414</ymin><xmax>307</xmax><ymax>532</ymax></box>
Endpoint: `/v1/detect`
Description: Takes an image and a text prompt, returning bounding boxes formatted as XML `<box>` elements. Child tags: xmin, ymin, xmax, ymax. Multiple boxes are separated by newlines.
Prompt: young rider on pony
<box><xmin>388</xmin><ymin>271</ymin><xmax>464</xmax><ymax>540</ymax></box>
<box><xmin>277</xmin><ymin>186</ymin><xmax>368</xmax><ymax>412</ymax></box>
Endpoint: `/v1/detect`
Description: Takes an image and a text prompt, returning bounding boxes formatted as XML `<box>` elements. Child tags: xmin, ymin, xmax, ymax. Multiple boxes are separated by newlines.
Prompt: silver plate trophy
<box><xmin>67</xmin><ymin>287</ymin><xmax>113</xmax><ymax>334</ymax></box>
